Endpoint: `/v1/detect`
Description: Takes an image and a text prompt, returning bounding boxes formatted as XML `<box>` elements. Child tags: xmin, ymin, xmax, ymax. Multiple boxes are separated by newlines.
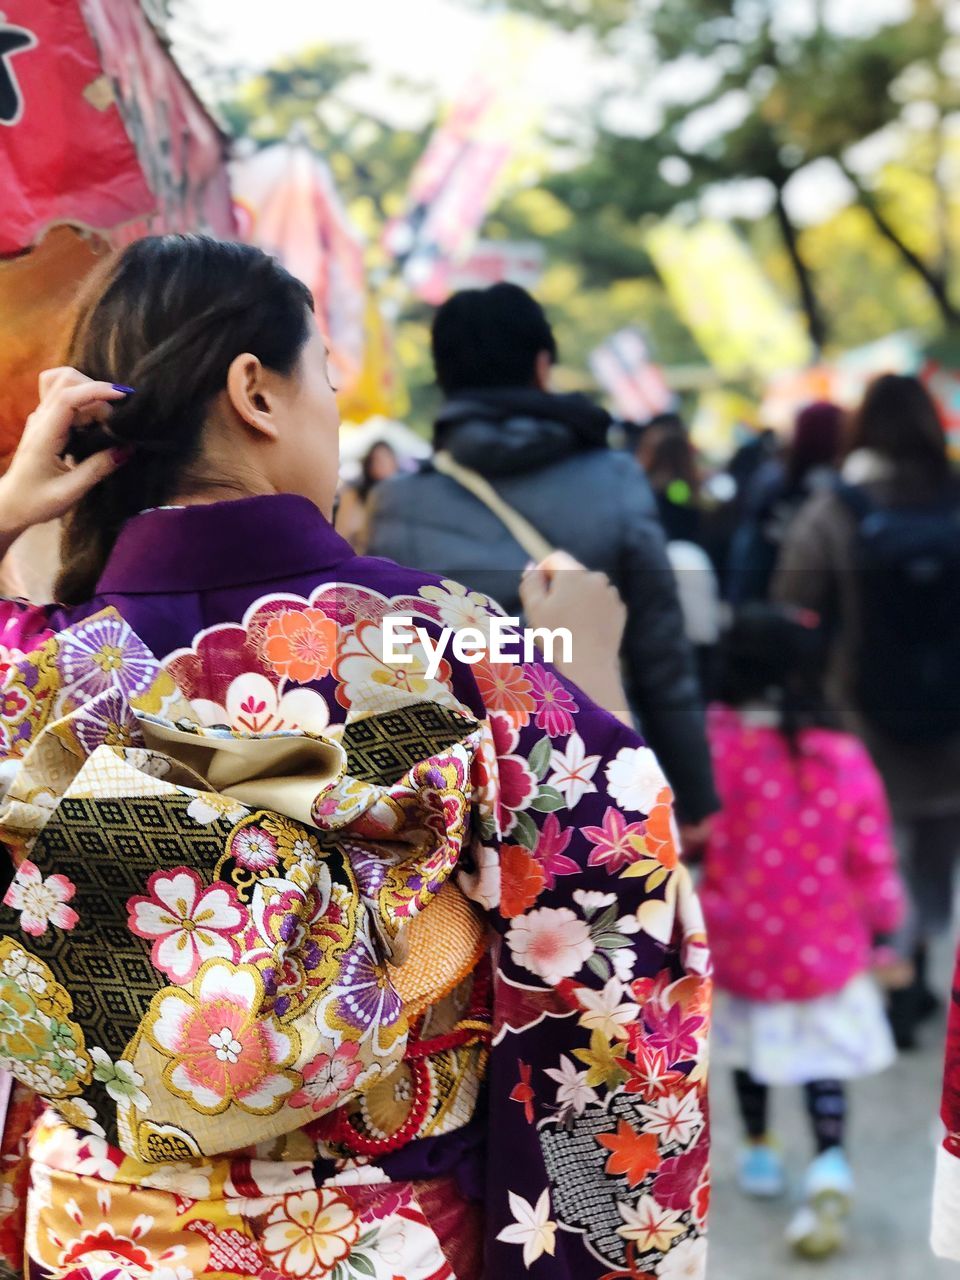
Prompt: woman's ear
<box><xmin>225</xmin><ymin>352</ymin><xmax>279</xmax><ymax>440</ymax></box>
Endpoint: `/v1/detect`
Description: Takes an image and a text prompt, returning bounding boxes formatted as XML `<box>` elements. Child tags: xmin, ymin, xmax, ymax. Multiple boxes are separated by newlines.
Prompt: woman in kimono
<box><xmin>0</xmin><ymin>235</ymin><xmax>709</xmax><ymax>1280</ymax></box>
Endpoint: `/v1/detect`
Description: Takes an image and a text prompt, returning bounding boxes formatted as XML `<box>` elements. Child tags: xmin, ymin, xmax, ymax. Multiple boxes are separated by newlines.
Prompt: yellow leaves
<box><xmin>506</xmin><ymin>187</ymin><xmax>574</xmax><ymax>237</ymax></box>
<box><xmin>573</xmin><ymin>1029</ymin><xmax>629</xmax><ymax>1090</ymax></box>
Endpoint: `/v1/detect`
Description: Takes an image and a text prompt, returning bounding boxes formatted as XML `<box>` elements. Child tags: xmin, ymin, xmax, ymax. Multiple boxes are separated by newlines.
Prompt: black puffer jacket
<box><xmin>367</xmin><ymin>388</ymin><xmax>719</xmax><ymax>822</ymax></box>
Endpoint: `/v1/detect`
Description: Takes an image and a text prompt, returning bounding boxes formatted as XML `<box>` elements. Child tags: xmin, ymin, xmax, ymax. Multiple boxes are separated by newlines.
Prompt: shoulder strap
<box><xmin>433</xmin><ymin>450</ymin><xmax>556</xmax><ymax>563</ymax></box>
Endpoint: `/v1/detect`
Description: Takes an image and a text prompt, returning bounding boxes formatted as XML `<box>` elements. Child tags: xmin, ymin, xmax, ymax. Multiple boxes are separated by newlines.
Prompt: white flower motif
<box><xmin>544</xmin><ymin>1055</ymin><xmax>599</xmax><ymax>1115</ymax></box>
<box><xmin>141</xmin><ymin>1161</ymin><xmax>214</xmax><ymax>1200</ymax></box>
<box><xmin>186</xmin><ymin>794</ymin><xmax>248</xmax><ymax>826</ymax></box>
<box><xmin>573</xmin><ymin>889</ymin><xmax>617</xmax><ymax>914</ymax></box>
<box><xmin>617</xmin><ymin>1196</ymin><xmax>685</xmax><ymax>1252</ymax></box>
<box><xmin>611</xmin><ymin>946</ymin><xmax>637</xmax><ymax>982</ymax></box>
<box><xmin>506</xmin><ymin>907</ymin><xmax>595</xmax><ymax>985</ymax></box>
<box><xmin>638</xmin><ymin>1089</ymin><xmax>704</xmax><ymax>1147</ymax></box>
<box><xmin>606</xmin><ymin>745</ymin><xmax>669</xmax><ymax>814</ymax></box>
<box><xmin>193</xmin><ymin>673</ymin><xmax>330</xmax><ymax>736</ymax></box>
<box><xmin>419</xmin><ymin>581</ymin><xmax>501</xmax><ymax>636</ymax></box>
<box><xmin>496</xmin><ymin>1189</ymin><xmax>557</xmax><ymax>1268</ymax></box>
<box><xmin>2</xmin><ymin>947</ymin><xmax>48</xmax><ymax>994</ymax></box>
<box><xmin>575</xmin><ymin>978</ymin><xmax>640</xmax><ymax>1042</ymax></box>
<box><xmin>657</xmin><ymin>1235</ymin><xmax>708</xmax><ymax>1280</ymax></box>
<box><xmin>547</xmin><ymin>733</ymin><xmax>600</xmax><ymax>809</ymax></box>
<box><xmin>3</xmin><ymin>861</ymin><xmax>78</xmax><ymax>936</ymax></box>
<box><xmin>209</xmin><ymin>1027</ymin><xmax>243</xmax><ymax>1064</ymax></box>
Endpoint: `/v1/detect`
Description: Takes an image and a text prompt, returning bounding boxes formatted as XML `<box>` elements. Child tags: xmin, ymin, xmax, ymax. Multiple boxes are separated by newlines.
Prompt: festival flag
<box><xmin>647</xmin><ymin>221</ymin><xmax>814</xmax><ymax>378</ymax></box>
<box><xmin>232</xmin><ymin>142</ymin><xmax>367</xmax><ymax>396</ymax></box>
<box><xmin>383</xmin><ymin>14</ymin><xmax>547</xmax><ymax>300</ymax></box>
<box><xmin>589</xmin><ymin>329</ymin><xmax>675</xmax><ymax>422</ymax></box>
<box><xmin>0</xmin><ymin>0</ymin><xmax>233</xmax><ymax>454</ymax></box>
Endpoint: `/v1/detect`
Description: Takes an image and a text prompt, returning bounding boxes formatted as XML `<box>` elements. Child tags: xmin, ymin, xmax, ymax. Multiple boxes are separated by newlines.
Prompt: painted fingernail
<box><xmin>110</xmin><ymin>445</ymin><xmax>135</xmax><ymax>464</ymax></box>
<box><xmin>111</xmin><ymin>384</ymin><xmax>136</xmax><ymax>394</ymax></box>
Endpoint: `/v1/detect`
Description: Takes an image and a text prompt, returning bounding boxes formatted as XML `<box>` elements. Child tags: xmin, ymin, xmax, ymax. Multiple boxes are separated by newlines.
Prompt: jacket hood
<box><xmin>433</xmin><ymin>388</ymin><xmax>612</xmax><ymax>477</ymax></box>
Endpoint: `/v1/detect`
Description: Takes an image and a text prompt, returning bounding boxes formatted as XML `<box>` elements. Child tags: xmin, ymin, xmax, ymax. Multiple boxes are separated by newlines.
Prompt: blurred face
<box><xmin>270</xmin><ymin>325</ymin><xmax>341</xmax><ymax>516</ymax></box>
<box><xmin>220</xmin><ymin>321</ymin><xmax>341</xmax><ymax>517</ymax></box>
<box><xmin>368</xmin><ymin>443</ymin><xmax>398</xmax><ymax>482</ymax></box>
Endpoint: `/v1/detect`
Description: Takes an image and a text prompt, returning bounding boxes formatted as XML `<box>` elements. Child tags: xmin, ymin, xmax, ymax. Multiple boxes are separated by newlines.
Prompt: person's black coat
<box><xmin>367</xmin><ymin>388</ymin><xmax>719</xmax><ymax>822</ymax></box>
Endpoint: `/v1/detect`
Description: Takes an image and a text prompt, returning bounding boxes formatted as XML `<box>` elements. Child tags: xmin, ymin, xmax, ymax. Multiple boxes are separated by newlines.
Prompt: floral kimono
<box><xmin>0</xmin><ymin>495</ymin><xmax>710</xmax><ymax>1280</ymax></box>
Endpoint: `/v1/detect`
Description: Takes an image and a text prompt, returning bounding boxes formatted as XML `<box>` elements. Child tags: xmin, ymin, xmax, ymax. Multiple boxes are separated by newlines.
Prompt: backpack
<box><xmin>838</xmin><ymin>482</ymin><xmax>960</xmax><ymax>742</ymax></box>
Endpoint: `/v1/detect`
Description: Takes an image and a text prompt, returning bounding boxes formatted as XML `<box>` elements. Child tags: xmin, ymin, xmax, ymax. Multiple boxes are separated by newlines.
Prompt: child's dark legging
<box><xmin>733</xmin><ymin>1069</ymin><xmax>846</xmax><ymax>1153</ymax></box>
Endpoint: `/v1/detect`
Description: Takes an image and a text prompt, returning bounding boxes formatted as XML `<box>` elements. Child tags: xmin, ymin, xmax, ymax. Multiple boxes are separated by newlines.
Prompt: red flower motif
<box><xmin>510</xmin><ymin>1059</ymin><xmax>535</xmax><ymax>1124</ymax></box>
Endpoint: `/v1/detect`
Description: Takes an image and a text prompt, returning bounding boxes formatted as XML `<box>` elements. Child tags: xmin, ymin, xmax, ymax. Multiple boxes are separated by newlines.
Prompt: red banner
<box><xmin>0</xmin><ymin>0</ymin><xmax>233</xmax><ymax>256</ymax></box>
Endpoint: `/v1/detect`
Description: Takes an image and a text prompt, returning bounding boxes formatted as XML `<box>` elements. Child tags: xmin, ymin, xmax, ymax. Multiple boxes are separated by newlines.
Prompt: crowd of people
<box><xmin>0</xmin><ymin>236</ymin><xmax>956</xmax><ymax>1278</ymax></box>
<box><xmin>339</xmin><ymin>279</ymin><xmax>960</xmax><ymax>1262</ymax></box>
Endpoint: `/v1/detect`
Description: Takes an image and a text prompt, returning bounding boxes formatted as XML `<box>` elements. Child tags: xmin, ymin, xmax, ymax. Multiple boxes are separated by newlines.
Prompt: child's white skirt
<box><xmin>711</xmin><ymin>973</ymin><xmax>896</xmax><ymax>1085</ymax></box>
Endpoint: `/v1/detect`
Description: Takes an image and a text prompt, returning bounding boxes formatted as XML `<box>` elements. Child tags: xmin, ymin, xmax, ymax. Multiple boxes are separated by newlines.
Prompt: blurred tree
<box><xmin>472</xmin><ymin>0</ymin><xmax>958</xmax><ymax>343</ymax></box>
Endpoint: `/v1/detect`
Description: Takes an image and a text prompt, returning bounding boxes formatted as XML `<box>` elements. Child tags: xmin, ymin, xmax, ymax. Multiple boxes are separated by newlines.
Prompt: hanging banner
<box><xmin>647</xmin><ymin>221</ymin><xmax>814</xmax><ymax>379</ymax></box>
<box><xmin>383</xmin><ymin>14</ymin><xmax>547</xmax><ymax>298</ymax></box>
<box><xmin>337</xmin><ymin>297</ymin><xmax>409</xmax><ymax>425</ymax></box>
<box><xmin>232</xmin><ymin>143</ymin><xmax>367</xmax><ymax>395</ymax></box>
<box><xmin>0</xmin><ymin>0</ymin><xmax>233</xmax><ymax>255</ymax></box>
<box><xmin>589</xmin><ymin>328</ymin><xmax>675</xmax><ymax>422</ymax></box>
<box><xmin>0</xmin><ymin>0</ymin><xmax>233</xmax><ymax>456</ymax></box>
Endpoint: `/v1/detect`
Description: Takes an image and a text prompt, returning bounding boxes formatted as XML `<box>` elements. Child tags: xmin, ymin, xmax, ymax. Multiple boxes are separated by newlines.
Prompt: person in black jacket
<box><xmin>367</xmin><ymin>282</ymin><xmax>719</xmax><ymax>828</ymax></box>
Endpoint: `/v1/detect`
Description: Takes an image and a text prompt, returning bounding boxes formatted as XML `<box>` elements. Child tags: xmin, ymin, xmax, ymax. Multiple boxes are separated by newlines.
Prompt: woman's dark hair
<box><xmin>715</xmin><ymin>602</ymin><xmax>832</xmax><ymax>746</ymax></box>
<box><xmin>641</xmin><ymin>416</ymin><xmax>700</xmax><ymax>500</ymax></box>
<box><xmin>786</xmin><ymin>400</ymin><xmax>844</xmax><ymax>488</ymax></box>
<box><xmin>846</xmin><ymin>374</ymin><xmax>949</xmax><ymax>483</ymax></box>
<box><xmin>431</xmin><ymin>282</ymin><xmax>557</xmax><ymax>396</ymax></box>
<box><xmin>56</xmin><ymin>234</ymin><xmax>314</xmax><ymax>605</ymax></box>
<box><xmin>358</xmin><ymin>440</ymin><xmax>397</xmax><ymax>499</ymax></box>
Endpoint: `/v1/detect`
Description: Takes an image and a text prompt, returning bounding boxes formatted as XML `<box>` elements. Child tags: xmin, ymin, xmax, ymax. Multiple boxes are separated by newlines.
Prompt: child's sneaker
<box><xmin>785</xmin><ymin>1147</ymin><xmax>854</xmax><ymax>1258</ymax></box>
<box><xmin>737</xmin><ymin>1140</ymin><xmax>786</xmax><ymax>1198</ymax></box>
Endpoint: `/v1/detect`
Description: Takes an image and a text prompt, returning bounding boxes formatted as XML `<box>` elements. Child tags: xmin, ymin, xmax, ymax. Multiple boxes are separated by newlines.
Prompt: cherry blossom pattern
<box><xmin>288</xmin><ymin>1041</ymin><xmax>362</xmax><ymax>1114</ymax></box>
<box><xmin>505</xmin><ymin>907</ymin><xmax>595</xmax><ymax>986</ymax></box>
<box><xmin>4</xmin><ymin>861</ymin><xmax>78</xmax><ymax>936</ymax></box>
<box><xmin>127</xmin><ymin>869</ymin><xmax>243</xmax><ymax>985</ymax></box>
<box><xmin>193</xmin><ymin>672</ymin><xmax>330</xmax><ymax>735</ymax></box>
<box><xmin>262</xmin><ymin>608</ymin><xmax>338</xmax><ymax>685</ymax></box>
<box><xmin>146</xmin><ymin>961</ymin><xmax>298</xmax><ymax>1114</ymax></box>
<box><xmin>496</xmin><ymin>1189</ymin><xmax>557</xmax><ymax>1269</ymax></box>
<box><xmin>605</xmin><ymin>745</ymin><xmax>669</xmax><ymax>816</ymax></box>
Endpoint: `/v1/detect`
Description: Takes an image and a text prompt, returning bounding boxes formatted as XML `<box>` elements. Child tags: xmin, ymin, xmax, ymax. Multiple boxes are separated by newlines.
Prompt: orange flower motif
<box><xmin>263</xmin><ymin>609</ymin><xmax>338</xmax><ymax>684</ymax></box>
<box><xmin>499</xmin><ymin>844</ymin><xmax>546</xmax><ymax>919</ymax></box>
<box><xmin>474</xmin><ymin>658</ymin><xmax>536</xmax><ymax>729</ymax></box>
<box><xmin>597</xmin><ymin>1120</ymin><xmax>662</xmax><ymax>1187</ymax></box>
<box><xmin>510</xmin><ymin>1059</ymin><xmax>535</xmax><ymax>1123</ymax></box>
<box><xmin>644</xmin><ymin>786</ymin><xmax>679</xmax><ymax>870</ymax></box>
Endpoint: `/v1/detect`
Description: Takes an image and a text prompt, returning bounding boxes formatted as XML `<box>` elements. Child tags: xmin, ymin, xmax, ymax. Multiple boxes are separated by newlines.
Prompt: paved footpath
<box><xmin>708</xmin><ymin>944</ymin><xmax>958</xmax><ymax>1279</ymax></box>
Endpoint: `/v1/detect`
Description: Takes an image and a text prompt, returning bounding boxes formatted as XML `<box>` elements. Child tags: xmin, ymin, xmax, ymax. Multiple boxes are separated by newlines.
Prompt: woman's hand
<box><xmin>520</xmin><ymin>551</ymin><xmax>631</xmax><ymax>723</ymax></box>
<box><xmin>0</xmin><ymin>368</ymin><xmax>132</xmax><ymax>557</ymax></box>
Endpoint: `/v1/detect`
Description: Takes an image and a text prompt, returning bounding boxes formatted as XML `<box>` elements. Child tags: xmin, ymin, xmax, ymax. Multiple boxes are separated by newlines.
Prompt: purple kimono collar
<box><xmin>96</xmin><ymin>494</ymin><xmax>356</xmax><ymax>594</ymax></box>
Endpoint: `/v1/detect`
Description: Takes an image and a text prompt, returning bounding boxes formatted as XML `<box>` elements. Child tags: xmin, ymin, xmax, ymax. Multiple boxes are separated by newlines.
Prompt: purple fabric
<box><xmin>27</xmin><ymin>495</ymin><xmax>711</xmax><ymax>1279</ymax></box>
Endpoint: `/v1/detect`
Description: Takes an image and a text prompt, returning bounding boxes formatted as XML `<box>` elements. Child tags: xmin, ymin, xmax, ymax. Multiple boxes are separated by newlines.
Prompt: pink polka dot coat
<box><xmin>701</xmin><ymin>704</ymin><xmax>906</xmax><ymax>1003</ymax></box>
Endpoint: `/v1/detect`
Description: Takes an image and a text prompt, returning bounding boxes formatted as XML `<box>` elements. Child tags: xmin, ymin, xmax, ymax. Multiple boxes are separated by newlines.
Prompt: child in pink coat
<box><xmin>701</xmin><ymin>604</ymin><xmax>905</xmax><ymax>1258</ymax></box>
